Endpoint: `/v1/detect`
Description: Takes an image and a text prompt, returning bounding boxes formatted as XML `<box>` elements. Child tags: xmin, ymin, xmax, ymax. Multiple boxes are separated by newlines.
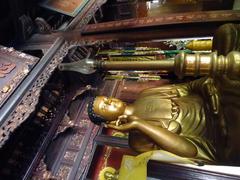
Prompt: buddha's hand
<box><xmin>104</xmin><ymin>115</ymin><xmax>139</xmax><ymax>131</ymax></box>
<box><xmin>203</xmin><ymin>80</ymin><xmax>219</xmax><ymax>114</ymax></box>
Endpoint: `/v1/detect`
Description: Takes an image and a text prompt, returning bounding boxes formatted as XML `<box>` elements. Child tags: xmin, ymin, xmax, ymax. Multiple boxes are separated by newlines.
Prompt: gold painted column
<box><xmin>59</xmin><ymin>51</ymin><xmax>240</xmax><ymax>79</ymax></box>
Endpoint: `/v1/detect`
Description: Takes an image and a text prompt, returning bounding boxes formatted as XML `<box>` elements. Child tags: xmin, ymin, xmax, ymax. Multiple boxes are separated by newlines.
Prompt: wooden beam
<box><xmin>83</xmin><ymin>10</ymin><xmax>240</xmax><ymax>34</ymax></box>
<box><xmin>78</xmin><ymin>23</ymin><xmax>219</xmax><ymax>42</ymax></box>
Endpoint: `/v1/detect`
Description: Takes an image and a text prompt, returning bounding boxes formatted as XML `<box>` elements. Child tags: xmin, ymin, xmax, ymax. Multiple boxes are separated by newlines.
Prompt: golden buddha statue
<box><xmin>88</xmin><ymin>77</ymin><xmax>224</xmax><ymax>164</ymax></box>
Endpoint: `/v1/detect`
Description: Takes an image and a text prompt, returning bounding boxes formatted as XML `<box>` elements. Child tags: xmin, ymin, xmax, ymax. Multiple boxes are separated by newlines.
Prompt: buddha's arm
<box><xmin>135</xmin><ymin>118</ymin><xmax>197</xmax><ymax>158</ymax></box>
<box><xmin>107</xmin><ymin>116</ymin><xmax>197</xmax><ymax>158</ymax></box>
<box><xmin>188</xmin><ymin>77</ymin><xmax>219</xmax><ymax>113</ymax></box>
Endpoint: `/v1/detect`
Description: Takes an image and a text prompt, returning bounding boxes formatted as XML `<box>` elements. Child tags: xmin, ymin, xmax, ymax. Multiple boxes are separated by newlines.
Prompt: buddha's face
<box><xmin>93</xmin><ymin>96</ymin><xmax>126</xmax><ymax>121</ymax></box>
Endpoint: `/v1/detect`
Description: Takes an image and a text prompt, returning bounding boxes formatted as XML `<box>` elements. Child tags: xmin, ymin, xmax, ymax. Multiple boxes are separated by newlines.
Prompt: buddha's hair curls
<box><xmin>88</xmin><ymin>96</ymin><xmax>106</xmax><ymax>125</ymax></box>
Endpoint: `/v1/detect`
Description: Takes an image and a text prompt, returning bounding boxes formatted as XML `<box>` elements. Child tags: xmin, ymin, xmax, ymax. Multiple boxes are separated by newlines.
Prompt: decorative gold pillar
<box><xmin>96</xmin><ymin>51</ymin><xmax>240</xmax><ymax>79</ymax></box>
<box><xmin>59</xmin><ymin>51</ymin><xmax>240</xmax><ymax>79</ymax></box>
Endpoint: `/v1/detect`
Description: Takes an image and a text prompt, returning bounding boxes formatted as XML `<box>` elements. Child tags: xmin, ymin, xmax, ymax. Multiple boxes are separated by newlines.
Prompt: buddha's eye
<box><xmin>103</xmin><ymin>98</ymin><xmax>108</xmax><ymax>102</ymax></box>
<box><xmin>104</xmin><ymin>99</ymin><xmax>112</xmax><ymax>105</ymax></box>
<box><xmin>100</xmin><ymin>104</ymin><xmax>107</xmax><ymax>111</ymax></box>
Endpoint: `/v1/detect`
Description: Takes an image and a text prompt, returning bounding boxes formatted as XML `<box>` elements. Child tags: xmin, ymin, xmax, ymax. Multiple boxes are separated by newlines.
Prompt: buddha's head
<box><xmin>88</xmin><ymin>96</ymin><xmax>126</xmax><ymax>125</ymax></box>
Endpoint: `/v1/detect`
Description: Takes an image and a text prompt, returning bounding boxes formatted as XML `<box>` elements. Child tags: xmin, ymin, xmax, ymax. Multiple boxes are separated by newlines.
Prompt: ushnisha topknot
<box><xmin>87</xmin><ymin>96</ymin><xmax>105</xmax><ymax>125</ymax></box>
